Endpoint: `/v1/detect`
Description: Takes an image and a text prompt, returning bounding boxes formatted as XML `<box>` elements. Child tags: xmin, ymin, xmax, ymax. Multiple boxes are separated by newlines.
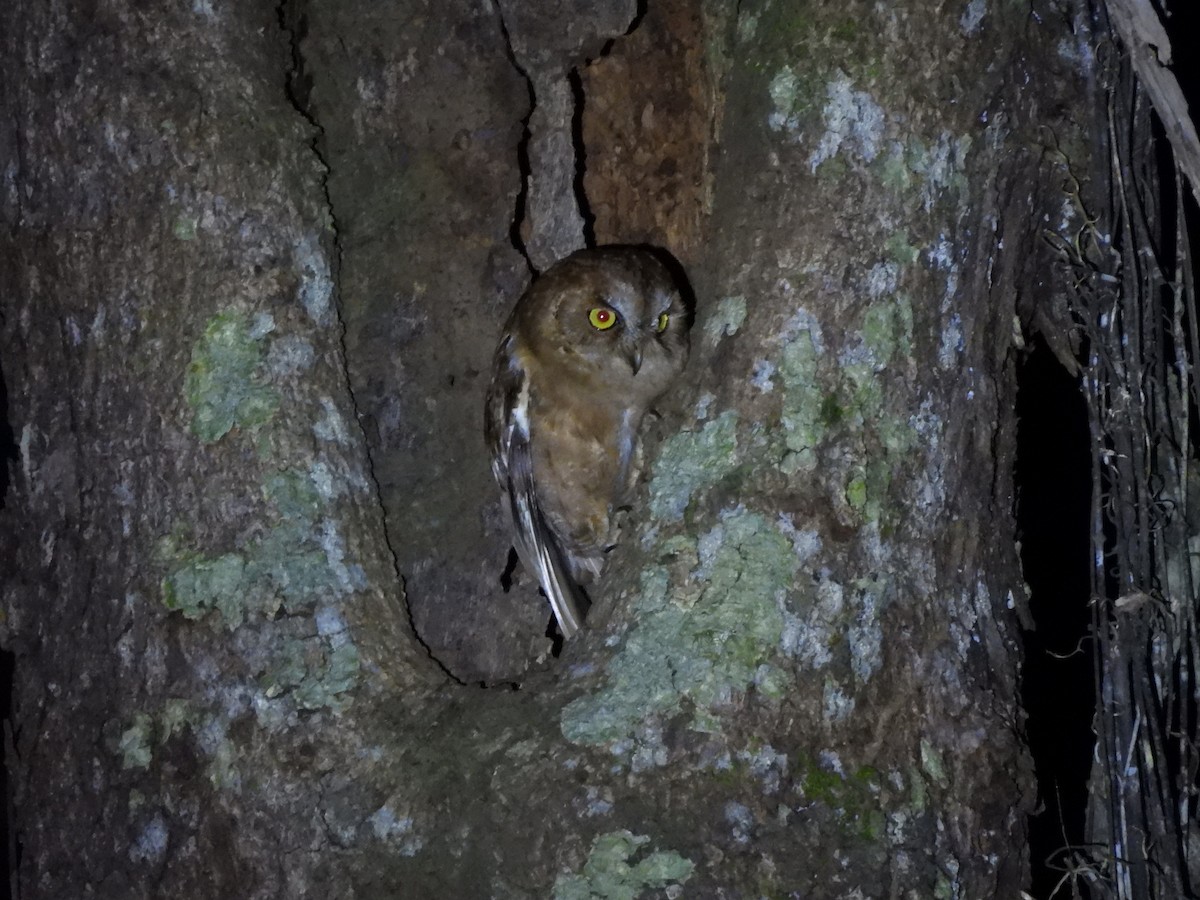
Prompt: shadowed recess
<box><xmin>1015</xmin><ymin>335</ymin><xmax>1095</xmax><ymax>900</ymax></box>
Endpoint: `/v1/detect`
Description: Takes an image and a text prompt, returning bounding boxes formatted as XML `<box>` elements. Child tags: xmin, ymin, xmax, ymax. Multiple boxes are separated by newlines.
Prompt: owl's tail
<box><xmin>522</xmin><ymin>516</ymin><xmax>587</xmax><ymax>640</ymax></box>
<box><xmin>507</xmin><ymin>464</ymin><xmax>587</xmax><ymax>639</ymax></box>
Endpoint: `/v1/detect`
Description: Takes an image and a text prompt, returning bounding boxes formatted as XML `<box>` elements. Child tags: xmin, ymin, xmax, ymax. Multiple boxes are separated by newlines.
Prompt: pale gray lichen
<box><xmin>737</xmin><ymin>9</ymin><xmax>759</xmax><ymax>43</ymax></box>
<box><xmin>960</xmin><ymin>0</ymin><xmax>986</xmax><ymax>37</ymax></box>
<box><xmin>738</xmin><ymin>743</ymin><xmax>789</xmax><ymax>794</ymax></box>
<box><xmin>553</xmin><ymin>831</ymin><xmax>694</xmax><ymax>900</ymax></box>
<box><xmin>704</xmin><ymin>295</ymin><xmax>748</xmax><ymax>347</ymax></box>
<box><xmin>750</xmin><ymin>358</ymin><xmax>777</xmax><ymax>392</ymax></box>
<box><xmin>725</xmin><ymin>801</ymin><xmax>754</xmax><ymax>844</ymax></box>
<box><xmin>295</xmin><ymin>232</ymin><xmax>335</xmax><ymax>325</ymax></box>
<box><xmin>823</xmin><ymin>678</ymin><xmax>856</xmax><ymax>722</ymax></box>
<box><xmin>847</xmin><ymin>580</ymin><xmax>885</xmax><ymax>683</ymax></box>
<box><xmin>782</xmin><ymin>577</ymin><xmax>842</xmax><ymax>669</ymax></box>
<box><xmin>865</xmin><ymin>262</ymin><xmax>900</xmax><ymax>300</ymax></box>
<box><xmin>129</xmin><ymin>814</ymin><xmax>169</xmax><ymax>865</ymax></box>
<box><xmin>915</xmin><ymin>132</ymin><xmax>973</xmax><ymax>210</ymax></box>
<box><xmin>939</xmin><ymin>314</ymin><xmax>964</xmax><ymax>369</ymax></box>
<box><xmin>312</xmin><ymin>395</ymin><xmax>350</xmax><ymax>444</ymax></box>
<box><xmin>266</xmin><ymin>334</ymin><xmax>316</xmax><ymax>376</ymax></box>
<box><xmin>809</xmin><ymin>70</ymin><xmax>886</xmax><ymax>172</ymax></box>
<box><xmin>184</xmin><ymin>310</ymin><xmax>279</xmax><ymax>443</ymax></box>
<box><xmin>369</xmin><ymin>805</ymin><xmax>425</xmax><ymax>857</ymax></box>
<box><xmin>561</xmin><ymin>508</ymin><xmax>796</xmax><ymax>745</ymax></box>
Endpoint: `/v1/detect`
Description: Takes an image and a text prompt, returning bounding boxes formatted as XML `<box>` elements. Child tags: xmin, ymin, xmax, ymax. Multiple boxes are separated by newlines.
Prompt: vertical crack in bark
<box><xmin>568</xmin><ymin>67</ymin><xmax>595</xmax><ymax>249</ymax></box>
<box><xmin>274</xmin><ymin>1</ymin><xmax>458</xmax><ymax>683</ymax></box>
<box><xmin>491</xmin><ymin>0</ymin><xmax>537</xmax><ymax>275</ymax></box>
<box><xmin>276</xmin><ymin>0</ymin><xmax>342</xmax><ymax>319</ymax></box>
<box><xmin>624</xmin><ymin>0</ymin><xmax>648</xmax><ymax>36</ymax></box>
<box><xmin>492</xmin><ymin>1</ymin><xmax>643</xmax><ymax>270</ymax></box>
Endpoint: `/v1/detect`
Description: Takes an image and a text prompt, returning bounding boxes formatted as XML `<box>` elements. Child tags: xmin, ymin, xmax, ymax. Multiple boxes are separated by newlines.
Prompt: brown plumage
<box><xmin>485</xmin><ymin>246</ymin><xmax>691</xmax><ymax>638</ymax></box>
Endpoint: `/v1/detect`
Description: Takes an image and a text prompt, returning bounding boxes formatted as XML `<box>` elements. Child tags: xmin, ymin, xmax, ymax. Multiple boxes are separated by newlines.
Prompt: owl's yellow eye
<box><xmin>656</xmin><ymin>313</ymin><xmax>670</xmax><ymax>333</ymax></box>
<box><xmin>588</xmin><ymin>306</ymin><xmax>617</xmax><ymax>330</ymax></box>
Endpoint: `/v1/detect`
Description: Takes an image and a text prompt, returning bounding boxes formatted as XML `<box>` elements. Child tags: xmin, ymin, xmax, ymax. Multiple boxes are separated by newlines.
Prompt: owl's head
<box><xmin>515</xmin><ymin>246</ymin><xmax>692</xmax><ymax>398</ymax></box>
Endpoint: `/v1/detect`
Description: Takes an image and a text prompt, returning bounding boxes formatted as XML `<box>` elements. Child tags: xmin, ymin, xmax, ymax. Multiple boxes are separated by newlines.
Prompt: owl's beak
<box><xmin>624</xmin><ymin>344</ymin><xmax>643</xmax><ymax>375</ymax></box>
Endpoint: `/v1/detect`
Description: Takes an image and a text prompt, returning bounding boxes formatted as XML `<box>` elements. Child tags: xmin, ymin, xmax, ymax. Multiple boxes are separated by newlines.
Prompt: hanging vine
<box><xmin>1044</xmin><ymin>5</ymin><xmax>1200</xmax><ymax>895</ymax></box>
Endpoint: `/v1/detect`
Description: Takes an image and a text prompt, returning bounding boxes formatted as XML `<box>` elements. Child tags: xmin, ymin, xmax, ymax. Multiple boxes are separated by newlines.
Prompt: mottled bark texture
<box><xmin>0</xmin><ymin>0</ymin><xmax>1099</xmax><ymax>896</ymax></box>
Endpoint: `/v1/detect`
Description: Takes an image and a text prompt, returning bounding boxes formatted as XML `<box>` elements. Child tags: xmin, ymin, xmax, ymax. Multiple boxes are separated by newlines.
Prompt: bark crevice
<box><xmin>275</xmin><ymin>0</ymin><xmax>457</xmax><ymax>682</ymax></box>
<box><xmin>492</xmin><ymin>0</ymin><xmax>538</xmax><ymax>274</ymax></box>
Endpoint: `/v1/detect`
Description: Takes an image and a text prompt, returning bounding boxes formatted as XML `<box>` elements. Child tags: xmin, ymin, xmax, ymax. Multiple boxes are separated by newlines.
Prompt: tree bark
<box><xmin>0</xmin><ymin>0</ymin><xmax>1102</xmax><ymax>896</ymax></box>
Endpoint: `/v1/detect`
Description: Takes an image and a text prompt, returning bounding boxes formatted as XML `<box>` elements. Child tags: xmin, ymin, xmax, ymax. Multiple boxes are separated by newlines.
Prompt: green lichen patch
<box><xmin>818</xmin><ymin>393</ymin><xmax>845</xmax><ymax>428</ymax></box>
<box><xmin>160</xmin><ymin>534</ymin><xmax>361</xmax><ymax>707</ymax></box>
<box><xmin>884</xmin><ymin>232</ymin><xmax>920</xmax><ymax>267</ymax></box>
<box><xmin>115</xmin><ymin>700</ymin><xmax>199</xmax><ymax>771</ymax></box>
<box><xmin>118</xmin><ymin>713</ymin><xmax>154</xmax><ymax>770</ymax></box>
<box><xmin>704</xmin><ymin>295</ymin><xmax>748</xmax><ymax>346</ymax></box>
<box><xmin>159</xmin><ymin>465</ymin><xmax>361</xmax><ymax>711</ymax></box>
<box><xmin>778</xmin><ymin>325</ymin><xmax>824</xmax><ymax>473</ymax></box>
<box><xmin>860</xmin><ymin>294</ymin><xmax>913</xmax><ymax>370</ymax></box>
<box><xmin>845</xmin><ymin>474</ymin><xmax>869</xmax><ymax>513</ymax></box>
<box><xmin>820</xmin><ymin>294</ymin><xmax>917</xmax><ymax>524</ymax></box>
<box><xmin>876</xmin><ymin>131</ymin><xmax>972</xmax><ymax>210</ymax></box>
<box><xmin>919</xmin><ymin>738</ymin><xmax>949</xmax><ymax>788</ymax></box>
<box><xmin>184</xmin><ymin>310</ymin><xmax>278</xmax><ymax>443</ymax></box>
<box><xmin>162</xmin><ymin>552</ymin><xmax>247</xmax><ymax>628</ymax></box>
<box><xmin>799</xmin><ymin>759</ymin><xmax>886</xmax><ymax>841</ymax></box>
<box><xmin>116</xmin><ymin>700</ymin><xmax>308</xmax><ymax>792</ymax></box>
<box><xmin>750</xmin><ymin>3</ymin><xmax>879</xmax><ymax>77</ymax></box>
<box><xmin>289</xmin><ymin>641</ymin><xmax>361</xmax><ymax>711</ymax></box>
<box><xmin>648</xmin><ymin>411</ymin><xmax>740</xmax><ymax>522</ymax></box>
<box><xmin>264</xmin><ymin>469</ymin><xmax>323</xmax><ymax>521</ymax></box>
<box><xmin>561</xmin><ymin>509</ymin><xmax>796</xmax><ymax>746</ymax></box>
<box><xmin>767</xmin><ymin>65</ymin><xmax>828</xmax><ymax>138</ymax></box>
<box><xmin>160</xmin><ymin>535</ymin><xmax>328</xmax><ymax>633</ymax></box>
<box><xmin>553</xmin><ymin>830</ymin><xmax>694</xmax><ymax>900</ymax></box>
<box><xmin>254</xmin><ymin>522</ymin><xmax>349</xmax><ymax>612</ymax></box>
<box><xmin>161</xmin><ymin>474</ymin><xmax>351</xmax><ymax>630</ymax></box>
<box><xmin>171</xmin><ymin>215</ymin><xmax>198</xmax><ymax>241</ymax></box>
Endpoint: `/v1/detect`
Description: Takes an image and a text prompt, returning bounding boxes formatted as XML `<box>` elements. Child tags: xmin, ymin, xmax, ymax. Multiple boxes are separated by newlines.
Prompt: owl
<box><xmin>485</xmin><ymin>246</ymin><xmax>691</xmax><ymax>639</ymax></box>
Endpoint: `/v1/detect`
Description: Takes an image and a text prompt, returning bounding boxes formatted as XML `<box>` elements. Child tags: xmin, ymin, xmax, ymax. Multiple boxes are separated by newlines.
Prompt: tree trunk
<box><xmin>0</xmin><ymin>0</ymin><xmax>1103</xmax><ymax>896</ymax></box>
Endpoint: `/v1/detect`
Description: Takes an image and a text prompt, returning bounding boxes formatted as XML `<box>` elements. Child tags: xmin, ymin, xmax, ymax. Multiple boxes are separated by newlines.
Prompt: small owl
<box><xmin>485</xmin><ymin>246</ymin><xmax>691</xmax><ymax>639</ymax></box>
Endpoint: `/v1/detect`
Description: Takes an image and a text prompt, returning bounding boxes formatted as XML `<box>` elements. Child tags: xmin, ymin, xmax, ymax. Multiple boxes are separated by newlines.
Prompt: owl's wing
<box><xmin>486</xmin><ymin>341</ymin><xmax>586</xmax><ymax>639</ymax></box>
